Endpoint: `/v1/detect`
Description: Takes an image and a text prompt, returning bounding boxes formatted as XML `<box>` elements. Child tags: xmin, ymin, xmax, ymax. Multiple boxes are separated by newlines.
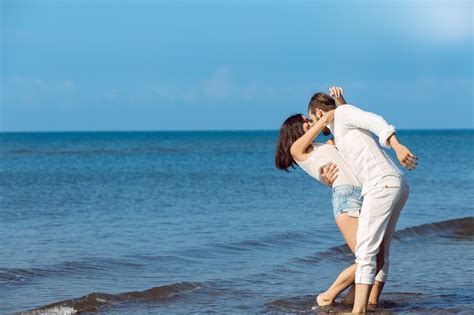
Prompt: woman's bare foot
<box><xmin>316</xmin><ymin>293</ymin><xmax>333</xmax><ymax>306</ymax></box>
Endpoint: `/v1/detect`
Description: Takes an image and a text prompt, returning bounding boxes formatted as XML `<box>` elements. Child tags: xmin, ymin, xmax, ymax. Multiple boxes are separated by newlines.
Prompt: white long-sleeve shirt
<box><xmin>328</xmin><ymin>104</ymin><xmax>402</xmax><ymax>196</ymax></box>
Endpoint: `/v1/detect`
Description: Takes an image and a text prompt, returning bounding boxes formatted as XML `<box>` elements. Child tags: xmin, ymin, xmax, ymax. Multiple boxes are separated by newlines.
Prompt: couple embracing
<box><xmin>275</xmin><ymin>86</ymin><xmax>417</xmax><ymax>313</ymax></box>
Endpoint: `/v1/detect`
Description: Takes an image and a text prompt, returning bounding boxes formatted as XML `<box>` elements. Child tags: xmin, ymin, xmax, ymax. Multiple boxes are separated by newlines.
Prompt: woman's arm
<box><xmin>290</xmin><ymin>110</ymin><xmax>334</xmax><ymax>161</ymax></box>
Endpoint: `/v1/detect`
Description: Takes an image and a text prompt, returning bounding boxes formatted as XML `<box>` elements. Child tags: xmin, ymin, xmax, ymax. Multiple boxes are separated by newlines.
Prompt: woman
<box><xmin>274</xmin><ymin>87</ymin><xmax>385</xmax><ymax>306</ymax></box>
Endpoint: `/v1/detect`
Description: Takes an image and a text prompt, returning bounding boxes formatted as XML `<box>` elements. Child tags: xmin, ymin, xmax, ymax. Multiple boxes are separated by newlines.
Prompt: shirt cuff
<box><xmin>379</xmin><ymin>125</ymin><xmax>396</xmax><ymax>149</ymax></box>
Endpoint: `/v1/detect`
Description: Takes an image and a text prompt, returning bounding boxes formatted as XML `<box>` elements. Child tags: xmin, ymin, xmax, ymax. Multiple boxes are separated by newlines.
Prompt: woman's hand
<box><xmin>320</xmin><ymin>109</ymin><xmax>335</xmax><ymax>125</ymax></box>
<box><xmin>320</xmin><ymin>162</ymin><xmax>339</xmax><ymax>187</ymax></box>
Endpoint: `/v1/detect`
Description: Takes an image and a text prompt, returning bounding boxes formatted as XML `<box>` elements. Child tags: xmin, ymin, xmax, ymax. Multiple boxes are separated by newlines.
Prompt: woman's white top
<box><xmin>295</xmin><ymin>143</ymin><xmax>361</xmax><ymax>187</ymax></box>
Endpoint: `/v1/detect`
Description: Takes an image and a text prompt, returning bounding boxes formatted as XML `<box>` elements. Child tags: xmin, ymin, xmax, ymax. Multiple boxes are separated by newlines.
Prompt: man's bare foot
<box><xmin>368</xmin><ymin>296</ymin><xmax>379</xmax><ymax>307</ymax></box>
<box><xmin>341</xmin><ymin>295</ymin><xmax>354</xmax><ymax>305</ymax></box>
<box><xmin>368</xmin><ymin>303</ymin><xmax>378</xmax><ymax>311</ymax></box>
<box><xmin>316</xmin><ymin>293</ymin><xmax>333</xmax><ymax>306</ymax></box>
<box><xmin>341</xmin><ymin>291</ymin><xmax>355</xmax><ymax>305</ymax></box>
<box><xmin>342</xmin><ymin>285</ymin><xmax>355</xmax><ymax>305</ymax></box>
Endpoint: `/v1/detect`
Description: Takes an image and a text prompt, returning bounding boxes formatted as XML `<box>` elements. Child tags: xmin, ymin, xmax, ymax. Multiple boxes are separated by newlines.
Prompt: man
<box><xmin>308</xmin><ymin>87</ymin><xmax>417</xmax><ymax>313</ymax></box>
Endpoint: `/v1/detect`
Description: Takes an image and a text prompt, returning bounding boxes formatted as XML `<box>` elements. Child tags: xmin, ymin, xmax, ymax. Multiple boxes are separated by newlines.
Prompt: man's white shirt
<box><xmin>328</xmin><ymin>104</ymin><xmax>403</xmax><ymax>196</ymax></box>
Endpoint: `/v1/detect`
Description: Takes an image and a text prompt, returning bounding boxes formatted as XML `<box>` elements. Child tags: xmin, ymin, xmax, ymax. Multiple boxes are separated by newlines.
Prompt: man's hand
<box><xmin>329</xmin><ymin>86</ymin><xmax>344</xmax><ymax>99</ymax></box>
<box><xmin>320</xmin><ymin>162</ymin><xmax>339</xmax><ymax>187</ymax></box>
<box><xmin>393</xmin><ymin>144</ymin><xmax>418</xmax><ymax>171</ymax></box>
<box><xmin>388</xmin><ymin>134</ymin><xmax>418</xmax><ymax>171</ymax></box>
<box><xmin>329</xmin><ymin>86</ymin><xmax>346</xmax><ymax>106</ymax></box>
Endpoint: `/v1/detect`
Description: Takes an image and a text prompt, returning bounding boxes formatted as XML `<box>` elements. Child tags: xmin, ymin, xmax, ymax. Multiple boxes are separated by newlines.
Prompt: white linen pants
<box><xmin>355</xmin><ymin>175</ymin><xmax>409</xmax><ymax>285</ymax></box>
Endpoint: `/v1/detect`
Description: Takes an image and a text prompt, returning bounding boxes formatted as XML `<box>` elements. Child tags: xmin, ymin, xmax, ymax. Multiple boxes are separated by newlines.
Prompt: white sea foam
<box><xmin>20</xmin><ymin>306</ymin><xmax>77</xmax><ymax>315</ymax></box>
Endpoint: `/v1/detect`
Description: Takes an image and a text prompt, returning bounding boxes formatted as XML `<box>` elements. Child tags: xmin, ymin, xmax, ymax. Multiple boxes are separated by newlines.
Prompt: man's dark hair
<box><xmin>308</xmin><ymin>92</ymin><xmax>337</xmax><ymax>116</ymax></box>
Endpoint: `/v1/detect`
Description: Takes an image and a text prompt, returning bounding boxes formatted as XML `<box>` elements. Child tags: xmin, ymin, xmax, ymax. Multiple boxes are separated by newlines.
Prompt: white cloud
<box><xmin>144</xmin><ymin>68</ymin><xmax>370</xmax><ymax>106</ymax></box>
<box><xmin>202</xmin><ymin>67</ymin><xmax>233</xmax><ymax>99</ymax></box>
<box><xmin>58</xmin><ymin>80</ymin><xmax>75</xmax><ymax>89</ymax></box>
<box><xmin>397</xmin><ymin>0</ymin><xmax>473</xmax><ymax>42</ymax></box>
<box><xmin>2</xmin><ymin>76</ymin><xmax>76</xmax><ymax>106</ymax></box>
<box><xmin>102</xmin><ymin>88</ymin><xmax>120</xmax><ymax>101</ymax></box>
<box><xmin>146</xmin><ymin>67</ymin><xmax>236</xmax><ymax>103</ymax></box>
<box><xmin>33</xmin><ymin>79</ymin><xmax>47</xmax><ymax>89</ymax></box>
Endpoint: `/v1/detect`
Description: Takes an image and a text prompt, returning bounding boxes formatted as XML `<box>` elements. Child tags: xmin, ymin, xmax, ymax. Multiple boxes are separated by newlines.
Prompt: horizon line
<box><xmin>1</xmin><ymin>128</ymin><xmax>473</xmax><ymax>134</ymax></box>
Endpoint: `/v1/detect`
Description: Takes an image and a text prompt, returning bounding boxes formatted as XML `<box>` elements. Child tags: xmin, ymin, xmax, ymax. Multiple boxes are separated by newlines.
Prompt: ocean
<box><xmin>0</xmin><ymin>130</ymin><xmax>473</xmax><ymax>314</ymax></box>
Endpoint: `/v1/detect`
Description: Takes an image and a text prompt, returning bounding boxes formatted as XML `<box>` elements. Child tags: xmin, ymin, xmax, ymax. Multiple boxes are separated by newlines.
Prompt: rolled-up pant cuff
<box><xmin>355</xmin><ymin>272</ymin><xmax>375</xmax><ymax>285</ymax></box>
<box><xmin>355</xmin><ymin>263</ymin><xmax>389</xmax><ymax>284</ymax></box>
<box><xmin>375</xmin><ymin>263</ymin><xmax>389</xmax><ymax>283</ymax></box>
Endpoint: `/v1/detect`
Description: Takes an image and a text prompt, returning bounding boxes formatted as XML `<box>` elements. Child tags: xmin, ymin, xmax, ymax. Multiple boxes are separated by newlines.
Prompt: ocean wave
<box><xmin>19</xmin><ymin>281</ymin><xmax>202</xmax><ymax>314</ymax></box>
<box><xmin>208</xmin><ymin>231</ymin><xmax>318</xmax><ymax>254</ymax></box>
<box><xmin>0</xmin><ymin>257</ymin><xmax>144</xmax><ymax>285</ymax></box>
<box><xmin>210</xmin><ymin>217</ymin><xmax>473</xmax><ymax>260</ymax></box>
<box><xmin>292</xmin><ymin>216</ymin><xmax>473</xmax><ymax>265</ymax></box>
<box><xmin>394</xmin><ymin>216</ymin><xmax>474</xmax><ymax>241</ymax></box>
<box><xmin>174</xmin><ymin>233</ymin><xmax>311</xmax><ymax>259</ymax></box>
<box><xmin>0</xmin><ymin>268</ymin><xmax>52</xmax><ymax>285</ymax></box>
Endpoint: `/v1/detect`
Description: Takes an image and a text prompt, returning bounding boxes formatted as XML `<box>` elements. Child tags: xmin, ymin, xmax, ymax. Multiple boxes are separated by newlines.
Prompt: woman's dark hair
<box><xmin>308</xmin><ymin>92</ymin><xmax>337</xmax><ymax>116</ymax></box>
<box><xmin>275</xmin><ymin>114</ymin><xmax>306</xmax><ymax>172</ymax></box>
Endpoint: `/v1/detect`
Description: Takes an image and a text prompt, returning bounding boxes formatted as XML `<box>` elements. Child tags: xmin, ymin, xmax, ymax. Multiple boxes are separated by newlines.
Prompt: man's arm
<box><xmin>330</xmin><ymin>86</ymin><xmax>346</xmax><ymax>106</ymax></box>
<box><xmin>320</xmin><ymin>162</ymin><xmax>339</xmax><ymax>186</ymax></box>
<box><xmin>338</xmin><ymin>105</ymin><xmax>418</xmax><ymax>170</ymax></box>
<box><xmin>388</xmin><ymin>134</ymin><xmax>418</xmax><ymax>171</ymax></box>
<box><xmin>338</xmin><ymin>105</ymin><xmax>396</xmax><ymax>148</ymax></box>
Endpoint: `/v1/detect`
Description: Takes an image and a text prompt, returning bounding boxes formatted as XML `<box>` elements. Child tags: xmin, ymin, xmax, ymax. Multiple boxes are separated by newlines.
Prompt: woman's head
<box><xmin>275</xmin><ymin>114</ymin><xmax>311</xmax><ymax>172</ymax></box>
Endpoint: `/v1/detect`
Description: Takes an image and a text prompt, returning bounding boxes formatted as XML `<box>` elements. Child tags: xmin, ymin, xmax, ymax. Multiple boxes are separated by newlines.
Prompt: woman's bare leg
<box><xmin>345</xmin><ymin>243</ymin><xmax>386</xmax><ymax>306</ymax></box>
<box><xmin>316</xmin><ymin>214</ymin><xmax>387</xmax><ymax>306</ymax></box>
<box><xmin>337</xmin><ymin>213</ymin><xmax>359</xmax><ymax>251</ymax></box>
<box><xmin>316</xmin><ymin>214</ymin><xmax>358</xmax><ymax>306</ymax></box>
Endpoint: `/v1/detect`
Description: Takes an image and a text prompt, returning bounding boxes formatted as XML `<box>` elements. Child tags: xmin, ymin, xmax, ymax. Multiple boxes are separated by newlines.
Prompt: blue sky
<box><xmin>1</xmin><ymin>0</ymin><xmax>472</xmax><ymax>131</ymax></box>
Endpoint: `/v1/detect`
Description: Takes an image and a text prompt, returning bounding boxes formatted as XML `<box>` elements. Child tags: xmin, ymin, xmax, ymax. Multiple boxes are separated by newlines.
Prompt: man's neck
<box><xmin>327</xmin><ymin>122</ymin><xmax>335</xmax><ymax>134</ymax></box>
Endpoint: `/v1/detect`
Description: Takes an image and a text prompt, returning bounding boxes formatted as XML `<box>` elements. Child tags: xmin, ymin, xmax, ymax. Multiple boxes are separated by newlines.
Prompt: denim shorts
<box><xmin>332</xmin><ymin>185</ymin><xmax>363</xmax><ymax>219</ymax></box>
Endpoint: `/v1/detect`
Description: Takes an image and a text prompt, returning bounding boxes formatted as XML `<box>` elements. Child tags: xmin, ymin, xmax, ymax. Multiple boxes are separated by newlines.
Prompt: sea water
<box><xmin>0</xmin><ymin>130</ymin><xmax>473</xmax><ymax>314</ymax></box>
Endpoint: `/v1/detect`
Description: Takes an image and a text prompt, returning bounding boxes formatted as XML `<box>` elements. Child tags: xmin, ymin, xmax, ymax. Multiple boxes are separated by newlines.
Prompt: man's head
<box><xmin>307</xmin><ymin>92</ymin><xmax>337</xmax><ymax>122</ymax></box>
